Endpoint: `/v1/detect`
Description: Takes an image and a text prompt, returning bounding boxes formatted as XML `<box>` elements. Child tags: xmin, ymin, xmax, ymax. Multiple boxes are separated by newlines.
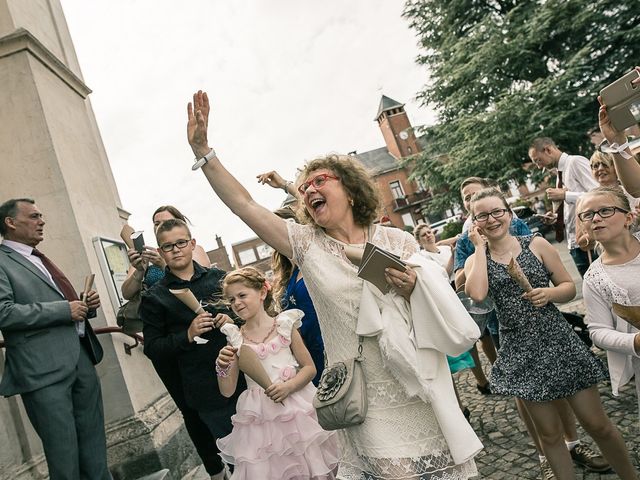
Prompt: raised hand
<box><xmin>256</xmin><ymin>170</ymin><xmax>287</xmax><ymax>190</ymax></box>
<box><xmin>187</xmin><ymin>90</ymin><xmax>211</xmax><ymax>158</ymax></box>
<box><xmin>127</xmin><ymin>248</ymin><xmax>148</xmax><ymax>272</ymax></box>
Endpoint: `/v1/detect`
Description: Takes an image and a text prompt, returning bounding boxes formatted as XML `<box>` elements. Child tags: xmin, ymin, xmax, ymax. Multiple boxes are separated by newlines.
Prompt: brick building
<box><xmin>352</xmin><ymin>95</ymin><xmax>431</xmax><ymax>229</ymax></box>
<box><xmin>206</xmin><ymin>235</ymin><xmax>233</xmax><ymax>271</ymax></box>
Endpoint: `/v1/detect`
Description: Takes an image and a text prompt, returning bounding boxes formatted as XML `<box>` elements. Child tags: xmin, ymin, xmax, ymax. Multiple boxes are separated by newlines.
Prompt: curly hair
<box><xmin>295</xmin><ymin>154</ymin><xmax>380</xmax><ymax>226</ymax></box>
<box><xmin>222</xmin><ymin>267</ymin><xmax>278</xmax><ymax>317</ymax></box>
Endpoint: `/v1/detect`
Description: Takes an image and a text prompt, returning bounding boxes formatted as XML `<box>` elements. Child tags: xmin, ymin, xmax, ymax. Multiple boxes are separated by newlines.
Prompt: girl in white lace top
<box><xmin>580</xmin><ymin>187</ymin><xmax>640</xmax><ymax>423</ymax></box>
<box><xmin>187</xmin><ymin>90</ymin><xmax>482</xmax><ymax>479</ymax></box>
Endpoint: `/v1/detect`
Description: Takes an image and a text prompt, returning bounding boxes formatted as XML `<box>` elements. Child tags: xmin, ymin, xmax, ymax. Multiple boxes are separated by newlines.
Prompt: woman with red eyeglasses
<box><xmin>187</xmin><ymin>90</ymin><xmax>482</xmax><ymax>480</ymax></box>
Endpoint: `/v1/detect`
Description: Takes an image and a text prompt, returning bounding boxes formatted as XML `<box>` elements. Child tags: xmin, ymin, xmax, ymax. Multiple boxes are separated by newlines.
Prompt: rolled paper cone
<box><xmin>120</xmin><ymin>225</ymin><xmax>135</xmax><ymax>249</ymax></box>
<box><xmin>612</xmin><ymin>303</ymin><xmax>640</xmax><ymax>330</ymax></box>
<box><xmin>507</xmin><ymin>255</ymin><xmax>533</xmax><ymax>293</ymax></box>
<box><xmin>169</xmin><ymin>288</ymin><xmax>205</xmax><ymax>314</ymax></box>
<box><xmin>82</xmin><ymin>274</ymin><xmax>95</xmax><ymax>300</ymax></box>
<box><xmin>238</xmin><ymin>345</ymin><xmax>273</xmax><ymax>390</ymax></box>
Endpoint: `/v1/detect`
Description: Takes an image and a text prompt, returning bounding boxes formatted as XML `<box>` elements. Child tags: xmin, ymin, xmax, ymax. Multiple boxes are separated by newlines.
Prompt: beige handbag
<box><xmin>313</xmin><ymin>337</ymin><xmax>368</xmax><ymax>430</ymax></box>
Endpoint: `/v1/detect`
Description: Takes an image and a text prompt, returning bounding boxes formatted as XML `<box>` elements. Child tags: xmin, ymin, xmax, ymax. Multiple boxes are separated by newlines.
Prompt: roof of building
<box><xmin>374</xmin><ymin>95</ymin><xmax>404</xmax><ymax>120</ymax></box>
<box><xmin>353</xmin><ymin>146</ymin><xmax>398</xmax><ymax>175</ymax></box>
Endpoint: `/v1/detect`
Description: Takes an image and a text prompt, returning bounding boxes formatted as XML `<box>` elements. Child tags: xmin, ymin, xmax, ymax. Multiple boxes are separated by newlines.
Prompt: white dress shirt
<box><xmin>557</xmin><ymin>152</ymin><xmax>599</xmax><ymax>249</ymax></box>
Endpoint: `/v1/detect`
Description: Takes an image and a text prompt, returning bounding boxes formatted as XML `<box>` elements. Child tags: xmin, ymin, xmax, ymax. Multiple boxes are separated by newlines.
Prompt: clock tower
<box><xmin>375</xmin><ymin>95</ymin><xmax>420</xmax><ymax>159</ymax></box>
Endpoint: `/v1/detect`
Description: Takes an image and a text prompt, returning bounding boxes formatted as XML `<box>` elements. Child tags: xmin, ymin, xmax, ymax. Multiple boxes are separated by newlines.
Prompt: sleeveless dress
<box><xmin>217</xmin><ymin>310</ymin><xmax>339</xmax><ymax>480</ymax></box>
<box><xmin>287</xmin><ymin>222</ymin><xmax>478</xmax><ymax>480</ymax></box>
<box><xmin>487</xmin><ymin>235</ymin><xmax>608</xmax><ymax>401</ymax></box>
<box><xmin>282</xmin><ymin>266</ymin><xmax>325</xmax><ymax>386</ymax></box>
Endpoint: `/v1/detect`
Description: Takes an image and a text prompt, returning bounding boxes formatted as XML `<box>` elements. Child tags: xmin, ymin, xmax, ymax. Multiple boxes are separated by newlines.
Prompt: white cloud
<box><xmin>60</xmin><ymin>0</ymin><xmax>436</xmax><ymax>251</ymax></box>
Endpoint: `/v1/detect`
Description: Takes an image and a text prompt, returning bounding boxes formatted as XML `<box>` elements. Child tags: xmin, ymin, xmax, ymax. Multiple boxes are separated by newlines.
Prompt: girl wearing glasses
<box><xmin>580</xmin><ymin>187</ymin><xmax>640</xmax><ymax>424</ymax></box>
<box><xmin>464</xmin><ymin>187</ymin><xmax>637</xmax><ymax>479</ymax></box>
<box><xmin>187</xmin><ymin>91</ymin><xmax>482</xmax><ymax>480</ymax></box>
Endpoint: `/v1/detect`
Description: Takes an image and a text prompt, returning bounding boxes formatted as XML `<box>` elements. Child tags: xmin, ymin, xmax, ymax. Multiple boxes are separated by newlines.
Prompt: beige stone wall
<box><xmin>0</xmin><ymin>1</ymin><xmax>185</xmax><ymax>477</ymax></box>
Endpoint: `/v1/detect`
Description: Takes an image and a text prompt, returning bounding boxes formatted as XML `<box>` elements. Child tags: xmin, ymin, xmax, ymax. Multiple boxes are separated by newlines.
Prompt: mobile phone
<box><xmin>131</xmin><ymin>231</ymin><xmax>145</xmax><ymax>253</ymax></box>
<box><xmin>600</xmin><ymin>69</ymin><xmax>640</xmax><ymax>131</ymax></box>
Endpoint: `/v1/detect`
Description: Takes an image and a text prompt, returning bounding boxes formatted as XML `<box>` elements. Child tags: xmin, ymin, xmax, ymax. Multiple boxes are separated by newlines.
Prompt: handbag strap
<box><xmin>323</xmin><ymin>335</ymin><xmax>364</xmax><ymax>369</ymax></box>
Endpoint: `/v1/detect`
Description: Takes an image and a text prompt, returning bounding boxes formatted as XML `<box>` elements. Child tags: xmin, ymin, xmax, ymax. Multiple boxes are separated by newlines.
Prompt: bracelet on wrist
<box><xmin>282</xmin><ymin>180</ymin><xmax>293</xmax><ymax>192</ymax></box>
<box><xmin>192</xmin><ymin>148</ymin><xmax>217</xmax><ymax>171</ymax></box>
<box><xmin>215</xmin><ymin>360</ymin><xmax>232</xmax><ymax>377</ymax></box>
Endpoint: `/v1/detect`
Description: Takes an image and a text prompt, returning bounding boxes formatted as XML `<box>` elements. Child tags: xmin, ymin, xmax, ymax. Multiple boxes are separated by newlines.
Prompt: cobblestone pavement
<box><xmin>456</xmin><ymin>238</ymin><xmax>640</xmax><ymax>479</ymax></box>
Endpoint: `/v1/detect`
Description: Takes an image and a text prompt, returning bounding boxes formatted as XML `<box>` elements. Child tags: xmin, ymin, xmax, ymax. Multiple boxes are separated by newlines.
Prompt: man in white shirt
<box><xmin>528</xmin><ymin>137</ymin><xmax>599</xmax><ymax>276</ymax></box>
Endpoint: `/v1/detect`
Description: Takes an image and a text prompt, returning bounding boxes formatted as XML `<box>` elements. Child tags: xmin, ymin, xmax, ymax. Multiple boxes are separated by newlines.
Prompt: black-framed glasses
<box><xmin>590</xmin><ymin>161</ymin><xmax>611</xmax><ymax>170</ymax></box>
<box><xmin>159</xmin><ymin>239</ymin><xmax>191</xmax><ymax>252</ymax></box>
<box><xmin>472</xmin><ymin>208</ymin><xmax>509</xmax><ymax>223</ymax></box>
<box><xmin>577</xmin><ymin>206</ymin><xmax>628</xmax><ymax>222</ymax></box>
<box><xmin>298</xmin><ymin>173</ymin><xmax>339</xmax><ymax>194</ymax></box>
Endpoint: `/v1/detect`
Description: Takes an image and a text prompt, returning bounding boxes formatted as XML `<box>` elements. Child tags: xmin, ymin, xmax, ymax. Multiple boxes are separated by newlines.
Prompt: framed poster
<box><xmin>92</xmin><ymin>236</ymin><xmax>130</xmax><ymax>312</ymax></box>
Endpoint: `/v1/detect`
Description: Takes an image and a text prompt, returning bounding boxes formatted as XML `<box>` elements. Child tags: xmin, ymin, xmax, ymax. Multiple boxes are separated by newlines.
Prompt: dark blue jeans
<box><xmin>569</xmin><ymin>247</ymin><xmax>599</xmax><ymax>278</ymax></box>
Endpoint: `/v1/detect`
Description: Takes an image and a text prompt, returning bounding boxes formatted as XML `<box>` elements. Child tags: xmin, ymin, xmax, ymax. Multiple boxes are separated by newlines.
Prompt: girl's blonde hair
<box><xmin>223</xmin><ymin>267</ymin><xmax>278</xmax><ymax>316</ymax></box>
<box><xmin>576</xmin><ymin>186</ymin><xmax>632</xmax><ymax>216</ymax></box>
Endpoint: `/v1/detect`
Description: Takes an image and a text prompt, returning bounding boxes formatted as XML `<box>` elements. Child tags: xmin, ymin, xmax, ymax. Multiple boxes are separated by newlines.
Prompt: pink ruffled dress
<box><xmin>218</xmin><ymin>309</ymin><xmax>339</xmax><ymax>480</ymax></box>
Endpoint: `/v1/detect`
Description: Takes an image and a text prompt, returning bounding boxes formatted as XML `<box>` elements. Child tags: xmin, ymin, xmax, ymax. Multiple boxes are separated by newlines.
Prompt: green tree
<box><xmin>403</xmin><ymin>0</ymin><xmax>640</xmax><ymax>213</ymax></box>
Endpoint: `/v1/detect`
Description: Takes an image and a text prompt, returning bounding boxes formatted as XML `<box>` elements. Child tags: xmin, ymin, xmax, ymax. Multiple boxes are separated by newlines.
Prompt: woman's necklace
<box><xmin>241</xmin><ymin>318</ymin><xmax>277</xmax><ymax>344</ymax></box>
<box><xmin>489</xmin><ymin>238</ymin><xmax>516</xmax><ymax>260</ymax></box>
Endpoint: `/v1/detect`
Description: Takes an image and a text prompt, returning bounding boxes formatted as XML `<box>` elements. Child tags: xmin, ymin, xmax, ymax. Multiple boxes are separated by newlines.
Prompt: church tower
<box><xmin>375</xmin><ymin>95</ymin><xmax>420</xmax><ymax>159</ymax></box>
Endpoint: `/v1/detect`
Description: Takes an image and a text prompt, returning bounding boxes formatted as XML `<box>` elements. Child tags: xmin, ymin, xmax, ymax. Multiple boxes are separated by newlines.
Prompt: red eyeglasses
<box><xmin>297</xmin><ymin>173</ymin><xmax>340</xmax><ymax>194</ymax></box>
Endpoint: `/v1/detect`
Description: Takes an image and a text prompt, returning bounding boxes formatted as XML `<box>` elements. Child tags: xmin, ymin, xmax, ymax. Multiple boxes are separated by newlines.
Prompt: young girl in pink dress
<box><xmin>215</xmin><ymin>267</ymin><xmax>339</xmax><ymax>479</ymax></box>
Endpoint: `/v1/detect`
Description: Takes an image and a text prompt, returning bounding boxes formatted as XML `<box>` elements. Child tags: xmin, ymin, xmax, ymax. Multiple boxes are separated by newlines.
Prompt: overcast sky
<box><xmin>60</xmin><ymin>0</ymin><xmax>436</xmax><ymax>253</ymax></box>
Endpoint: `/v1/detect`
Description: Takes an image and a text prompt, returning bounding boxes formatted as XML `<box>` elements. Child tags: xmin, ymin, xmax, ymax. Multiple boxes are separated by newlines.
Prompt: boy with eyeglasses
<box><xmin>140</xmin><ymin>218</ymin><xmax>244</xmax><ymax>480</ymax></box>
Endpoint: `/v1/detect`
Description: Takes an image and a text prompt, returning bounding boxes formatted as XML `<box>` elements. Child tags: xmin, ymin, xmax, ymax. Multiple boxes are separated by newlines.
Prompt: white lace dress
<box><xmin>287</xmin><ymin>223</ymin><xmax>478</xmax><ymax>480</ymax></box>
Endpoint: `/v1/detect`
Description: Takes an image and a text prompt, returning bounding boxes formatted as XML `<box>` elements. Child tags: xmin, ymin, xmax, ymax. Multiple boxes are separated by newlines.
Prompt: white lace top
<box><xmin>583</xmin><ymin>232</ymin><xmax>640</xmax><ymax>419</ymax></box>
<box><xmin>287</xmin><ymin>222</ymin><xmax>478</xmax><ymax>480</ymax></box>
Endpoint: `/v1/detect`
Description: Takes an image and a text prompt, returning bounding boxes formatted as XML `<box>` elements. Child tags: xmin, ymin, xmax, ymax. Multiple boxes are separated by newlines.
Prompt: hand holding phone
<box><xmin>599</xmin><ymin>69</ymin><xmax>640</xmax><ymax>131</ymax></box>
<box><xmin>131</xmin><ymin>231</ymin><xmax>145</xmax><ymax>253</ymax></box>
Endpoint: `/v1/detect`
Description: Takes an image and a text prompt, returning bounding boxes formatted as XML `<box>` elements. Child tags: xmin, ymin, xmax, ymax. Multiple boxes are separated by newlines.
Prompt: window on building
<box><xmin>238</xmin><ymin>248</ymin><xmax>257</xmax><ymax>266</ymax></box>
<box><xmin>401</xmin><ymin>213</ymin><xmax>415</xmax><ymax>227</ymax></box>
<box><xmin>389</xmin><ymin>180</ymin><xmax>405</xmax><ymax>199</ymax></box>
<box><xmin>256</xmin><ymin>243</ymin><xmax>273</xmax><ymax>259</ymax></box>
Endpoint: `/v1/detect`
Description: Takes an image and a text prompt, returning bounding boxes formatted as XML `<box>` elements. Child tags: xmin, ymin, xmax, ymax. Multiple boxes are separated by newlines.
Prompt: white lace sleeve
<box><xmin>276</xmin><ymin>309</ymin><xmax>304</xmax><ymax>339</ymax></box>
<box><xmin>286</xmin><ymin>221</ymin><xmax>317</xmax><ymax>268</ymax></box>
<box><xmin>584</xmin><ymin>272</ymin><xmax>638</xmax><ymax>357</ymax></box>
<box><xmin>376</xmin><ymin>226</ymin><xmax>419</xmax><ymax>261</ymax></box>
<box><xmin>220</xmin><ymin>323</ymin><xmax>243</xmax><ymax>350</ymax></box>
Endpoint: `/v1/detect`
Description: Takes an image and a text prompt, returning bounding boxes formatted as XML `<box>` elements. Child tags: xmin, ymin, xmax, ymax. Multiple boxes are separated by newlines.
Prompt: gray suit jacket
<box><xmin>0</xmin><ymin>244</ymin><xmax>103</xmax><ymax>396</ymax></box>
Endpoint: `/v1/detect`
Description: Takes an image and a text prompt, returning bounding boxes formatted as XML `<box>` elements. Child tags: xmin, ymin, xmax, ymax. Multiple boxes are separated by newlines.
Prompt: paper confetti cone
<box><xmin>237</xmin><ymin>344</ymin><xmax>273</xmax><ymax>390</ymax></box>
<box><xmin>169</xmin><ymin>288</ymin><xmax>205</xmax><ymax>314</ymax></box>
<box><xmin>612</xmin><ymin>303</ymin><xmax>640</xmax><ymax>330</ymax></box>
<box><xmin>507</xmin><ymin>254</ymin><xmax>533</xmax><ymax>293</ymax></box>
<box><xmin>120</xmin><ymin>225</ymin><xmax>135</xmax><ymax>249</ymax></box>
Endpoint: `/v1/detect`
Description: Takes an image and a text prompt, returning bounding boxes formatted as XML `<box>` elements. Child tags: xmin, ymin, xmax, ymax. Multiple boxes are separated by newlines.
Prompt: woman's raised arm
<box><xmin>187</xmin><ymin>91</ymin><xmax>293</xmax><ymax>259</ymax></box>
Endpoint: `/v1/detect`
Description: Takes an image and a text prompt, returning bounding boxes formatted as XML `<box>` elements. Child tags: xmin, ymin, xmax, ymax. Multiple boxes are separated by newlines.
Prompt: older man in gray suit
<box><xmin>0</xmin><ymin>198</ymin><xmax>110</xmax><ymax>480</ymax></box>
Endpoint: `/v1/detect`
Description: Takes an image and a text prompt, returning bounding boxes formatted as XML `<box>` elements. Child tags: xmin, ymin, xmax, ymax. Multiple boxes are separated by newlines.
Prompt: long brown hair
<box><xmin>271</xmin><ymin>206</ymin><xmax>296</xmax><ymax>305</ymax></box>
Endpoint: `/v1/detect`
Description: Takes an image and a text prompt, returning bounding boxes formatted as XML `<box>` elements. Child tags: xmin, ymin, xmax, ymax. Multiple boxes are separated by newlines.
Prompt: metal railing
<box><xmin>0</xmin><ymin>327</ymin><xmax>144</xmax><ymax>355</ymax></box>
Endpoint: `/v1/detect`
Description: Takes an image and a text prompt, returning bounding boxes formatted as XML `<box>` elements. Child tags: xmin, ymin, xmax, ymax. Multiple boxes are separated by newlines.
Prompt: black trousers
<box><xmin>152</xmin><ymin>358</ymin><xmax>228</xmax><ymax>475</ymax></box>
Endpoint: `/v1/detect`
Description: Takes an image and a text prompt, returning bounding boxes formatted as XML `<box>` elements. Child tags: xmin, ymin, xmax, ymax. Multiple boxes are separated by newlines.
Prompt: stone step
<box><xmin>181</xmin><ymin>465</ymin><xmax>210</xmax><ymax>480</ymax></box>
<box><xmin>136</xmin><ymin>469</ymin><xmax>170</xmax><ymax>480</ymax></box>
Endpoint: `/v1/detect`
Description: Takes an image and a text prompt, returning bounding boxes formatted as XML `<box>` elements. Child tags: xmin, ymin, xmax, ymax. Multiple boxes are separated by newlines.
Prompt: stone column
<box><xmin>0</xmin><ymin>1</ymin><xmax>197</xmax><ymax>478</ymax></box>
